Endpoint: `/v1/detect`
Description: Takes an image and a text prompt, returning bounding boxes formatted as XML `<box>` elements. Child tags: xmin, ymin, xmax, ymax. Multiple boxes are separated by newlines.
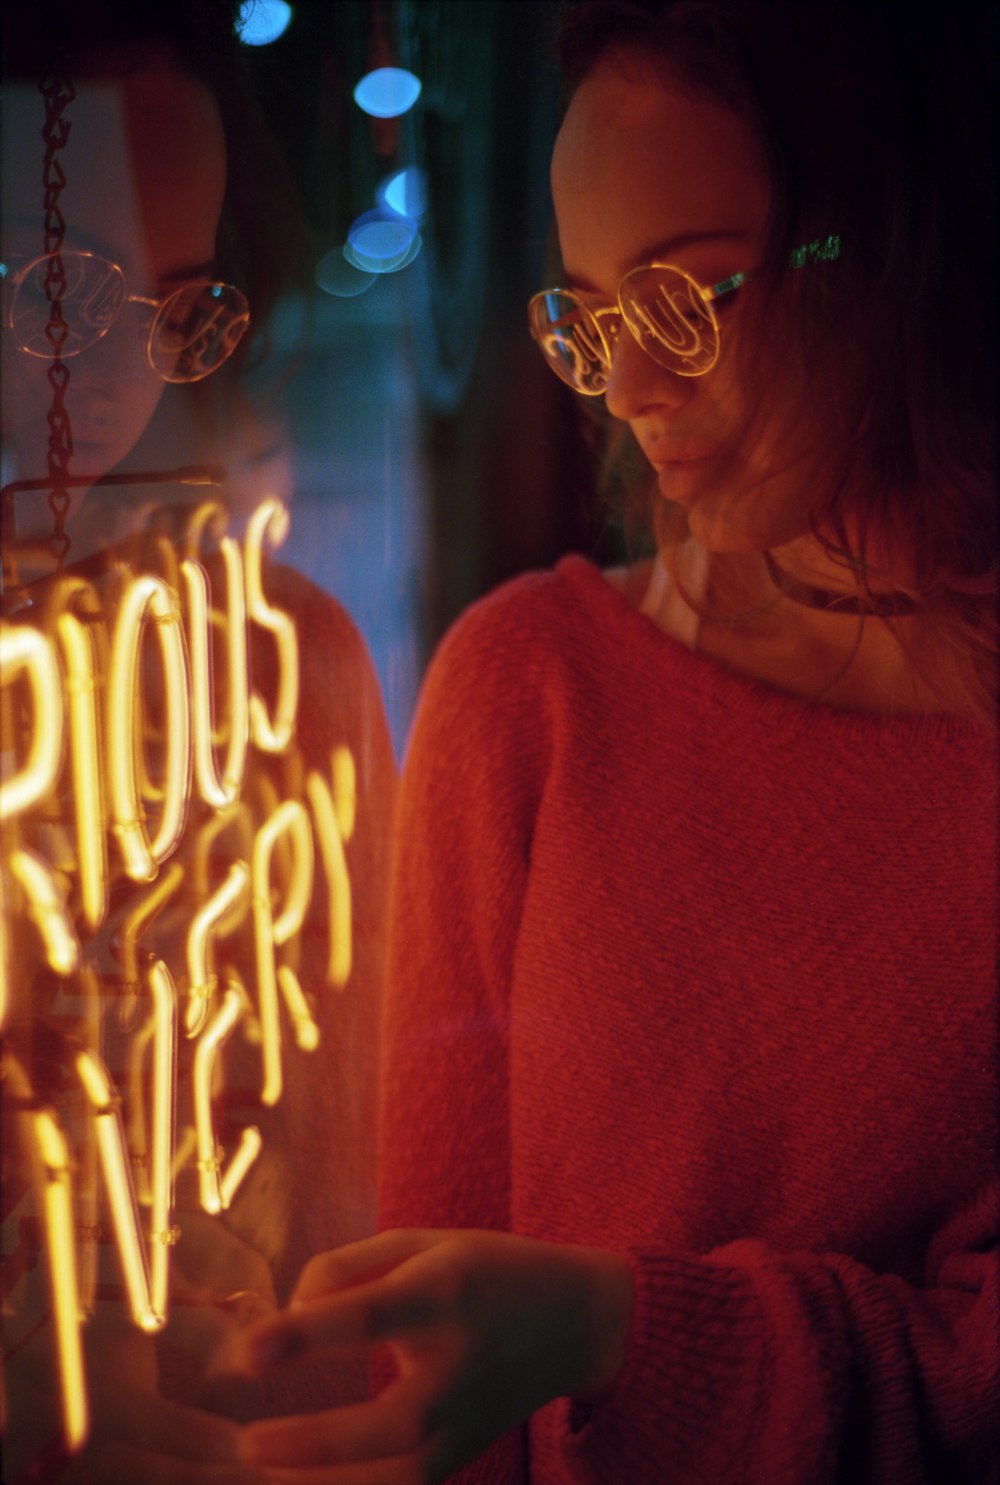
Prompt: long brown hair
<box><xmin>558</xmin><ymin>0</ymin><xmax>998</xmax><ymax>723</ymax></box>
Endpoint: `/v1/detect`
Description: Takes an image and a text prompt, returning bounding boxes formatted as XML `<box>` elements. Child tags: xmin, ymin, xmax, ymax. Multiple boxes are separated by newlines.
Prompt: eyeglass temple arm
<box><xmin>704</xmin><ymin>233</ymin><xmax>841</xmax><ymax>305</ymax></box>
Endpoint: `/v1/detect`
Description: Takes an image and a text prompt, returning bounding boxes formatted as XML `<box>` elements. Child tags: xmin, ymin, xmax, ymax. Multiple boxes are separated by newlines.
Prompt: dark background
<box><xmin>241</xmin><ymin>0</ymin><xmax>619</xmax><ymax>693</ymax></box>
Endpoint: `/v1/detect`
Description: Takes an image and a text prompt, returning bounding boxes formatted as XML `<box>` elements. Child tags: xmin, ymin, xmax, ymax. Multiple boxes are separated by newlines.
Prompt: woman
<box><xmin>242</xmin><ymin>4</ymin><xmax>997</xmax><ymax>1481</ymax></box>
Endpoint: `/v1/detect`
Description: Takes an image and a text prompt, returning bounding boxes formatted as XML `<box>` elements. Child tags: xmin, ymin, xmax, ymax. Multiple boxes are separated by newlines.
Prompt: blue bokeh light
<box><xmin>315</xmin><ymin>247</ymin><xmax>377</xmax><ymax>299</ymax></box>
<box><xmin>344</xmin><ymin>209</ymin><xmax>421</xmax><ymax>275</ymax></box>
<box><xmin>353</xmin><ymin>68</ymin><xmax>422</xmax><ymax>119</ymax></box>
<box><xmin>344</xmin><ymin>234</ymin><xmax>422</xmax><ymax>276</ymax></box>
<box><xmin>377</xmin><ymin>167</ymin><xmax>428</xmax><ymax>223</ymax></box>
<box><xmin>237</xmin><ymin>0</ymin><xmax>293</xmax><ymax>47</ymax></box>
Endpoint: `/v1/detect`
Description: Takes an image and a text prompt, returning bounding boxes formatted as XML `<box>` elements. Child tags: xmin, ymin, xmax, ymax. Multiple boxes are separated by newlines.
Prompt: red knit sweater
<box><xmin>378</xmin><ymin>555</ymin><xmax>998</xmax><ymax>1484</ymax></box>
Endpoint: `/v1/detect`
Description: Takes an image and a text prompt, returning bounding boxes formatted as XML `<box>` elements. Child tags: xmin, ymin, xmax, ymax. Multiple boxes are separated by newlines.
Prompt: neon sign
<box><xmin>1</xmin><ymin>495</ymin><xmax>362</xmax><ymax>1459</ymax></box>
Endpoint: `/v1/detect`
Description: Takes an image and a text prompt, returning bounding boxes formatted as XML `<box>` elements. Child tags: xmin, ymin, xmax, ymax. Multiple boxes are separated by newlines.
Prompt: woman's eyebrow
<box><xmin>563</xmin><ymin>229</ymin><xmax>750</xmax><ymax>292</ymax></box>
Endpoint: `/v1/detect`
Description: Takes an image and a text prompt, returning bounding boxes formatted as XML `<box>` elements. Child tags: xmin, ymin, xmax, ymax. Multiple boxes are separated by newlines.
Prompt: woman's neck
<box><xmin>638</xmin><ymin>538</ymin><xmax>945</xmax><ymax>715</ymax></box>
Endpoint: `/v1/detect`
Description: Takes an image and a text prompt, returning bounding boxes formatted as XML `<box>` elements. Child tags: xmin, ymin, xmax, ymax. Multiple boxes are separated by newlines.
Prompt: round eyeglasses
<box><xmin>1</xmin><ymin>250</ymin><xmax>251</xmax><ymax>383</ymax></box>
<box><xmin>529</xmin><ymin>262</ymin><xmax>743</xmax><ymax>395</ymax></box>
<box><xmin>528</xmin><ymin>235</ymin><xmax>841</xmax><ymax>395</ymax></box>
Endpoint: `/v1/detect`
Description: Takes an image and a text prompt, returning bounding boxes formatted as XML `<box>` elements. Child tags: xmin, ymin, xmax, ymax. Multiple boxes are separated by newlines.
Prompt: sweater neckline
<box><xmin>555</xmin><ymin>553</ymin><xmax>990</xmax><ymax>749</ymax></box>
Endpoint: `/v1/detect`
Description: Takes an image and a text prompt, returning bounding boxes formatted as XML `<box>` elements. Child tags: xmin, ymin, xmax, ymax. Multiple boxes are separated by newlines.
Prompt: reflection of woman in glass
<box><xmin>2</xmin><ymin>5</ymin><xmax>396</xmax><ymax>1482</ymax></box>
<box><xmin>243</xmin><ymin>4</ymin><xmax>997</xmax><ymax>1482</ymax></box>
<box><xmin>1</xmin><ymin>0</ymin><xmax>301</xmax><ymax>569</ymax></box>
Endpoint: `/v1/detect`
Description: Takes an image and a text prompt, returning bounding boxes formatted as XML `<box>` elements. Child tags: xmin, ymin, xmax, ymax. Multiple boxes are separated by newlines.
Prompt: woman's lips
<box><xmin>648</xmin><ymin>451</ymin><xmax>713</xmax><ymax>503</ymax></box>
<box><xmin>644</xmin><ymin>446</ymin><xmax>712</xmax><ymax>469</ymax></box>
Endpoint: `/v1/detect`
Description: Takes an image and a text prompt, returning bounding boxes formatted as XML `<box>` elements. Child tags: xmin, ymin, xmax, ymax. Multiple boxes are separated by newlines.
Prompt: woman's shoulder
<box><xmin>404</xmin><ymin>556</ymin><xmax>650</xmax><ymax>754</ymax></box>
<box><xmin>434</xmin><ymin>554</ymin><xmax>650</xmax><ymax>660</ymax></box>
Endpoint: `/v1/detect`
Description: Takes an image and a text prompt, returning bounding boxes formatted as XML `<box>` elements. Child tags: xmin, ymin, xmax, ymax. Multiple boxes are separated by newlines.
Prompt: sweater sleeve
<box><xmin>556</xmin><ymin>1181</ymin><xmax>998</xmax><ymax>1484</ymax></box>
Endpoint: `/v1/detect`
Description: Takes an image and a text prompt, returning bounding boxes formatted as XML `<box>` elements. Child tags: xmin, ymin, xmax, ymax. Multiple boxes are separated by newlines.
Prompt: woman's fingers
<box><xmin>245</xmin><ymin>1278</ymin><xmax>438</xmax><ymax>1372</ymax></box>
<box><xmin>290</xmin><ymin>1229</ymin><xmax>442</xmax><ymax>1305</ymax></box>
<box><xmin>246</xmin><ymin>1235</ymin><xmax>457</xmax><ymax>1372</ymax></box>
<box><xmin>258</xmin><ymin>1455</ymin><xmax>436</xmax><ymax>1485</ymax></box>
<box><xmin>245</xmin><ymin>1378</ymin><xmax>439</xmax><ymax>1466</ymax></box>
<box><xmin>65</xmin><ymin>1443</ymin><xmax>272</xmax><ymax>1485</ymax></box>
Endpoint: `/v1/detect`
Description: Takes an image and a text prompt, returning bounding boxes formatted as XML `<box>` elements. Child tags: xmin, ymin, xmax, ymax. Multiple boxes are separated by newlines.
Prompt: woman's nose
<box><xmin>603</xmin><ymin>322</ymin><xmax>697</xmax><ymax>422</ymax></box>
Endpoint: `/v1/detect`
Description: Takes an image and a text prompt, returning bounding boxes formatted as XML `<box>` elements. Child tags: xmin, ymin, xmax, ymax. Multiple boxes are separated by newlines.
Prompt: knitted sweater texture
<box><xmin>378</xmin><ymin>556</ymin><xmax>998</xmax><ymax>1484</ymax></box>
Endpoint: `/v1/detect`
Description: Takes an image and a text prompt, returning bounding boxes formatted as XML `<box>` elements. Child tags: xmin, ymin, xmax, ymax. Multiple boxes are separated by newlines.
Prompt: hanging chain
<box><xmin>39</xmin><ymin>68</ymin><xmax>76</xmax><ymax>569</ymax></box>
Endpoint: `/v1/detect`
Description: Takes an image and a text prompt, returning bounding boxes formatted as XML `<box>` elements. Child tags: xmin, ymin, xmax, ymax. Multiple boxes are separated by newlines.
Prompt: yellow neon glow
<box><xmin>184</xmin><ymin>860</ymin><xmax>250</xmax><ymax>1037</ymax></box>
<box><xmin>117</xmin><ymin>863</ymin><xmax>183</xmax><ymax>1029</ymax></box>
<box><xmin>306</xmin><ymin>768</ymin><xmax>353</xmax><ymax>988</ymax></box>
<box><xmin>252</xmin><ymin>800</ymin><xmax>315</xmax><ymax>1104</ymax></box>
<box><xmin>74</xmin><ymin>964</ymin><xmax>102</xmax><ymax>1319</ymax></box>
<box><xmin>154</xmin><ymin>536</ymin><xmax>181</xmax><ymax>596</ymax></box>
<box><xmin>0</xmin><ymin>624</ymin><xmax>64</xmax><ymax>823</ymax></box>
<box><xmin>9</xmin><ymin>849</ymin><xmax>80</xmax><ymax>975</ymax></box>
<box><xmin>147</xmin><ymin>959</ymin><xmax>177</xmax><ymax>1318</ymax></box>
<box><xmin>183</xmin><ymin>499</ymin><xmax>227</xmax><ymax>560</ymax></box>
<box><xmin>56</xmin><ymin>612</ymin><xmax>108</xmax><ymax>931</ymax></box>
<box><xmin>192</xmin><ymin>982</ymin><xmax>262</xmax><ymax>1214</ymax></box>
<box><xmin>182</xmin><ymin>539</ymin><xmax>249</xmax><ymax>809</ymax></box>
<box><xmin>76</xmin><ymin>1046</ymin><xmax>172</xmax><ymax>1333</ymax></box>
<box><xmin>219</xmin><ymin>1124</ymin><xmax>263</xmax><ymax>1209</ymax></box>
<box><xmin>107</xmin><ymin>576</ymin><xmax>191</xmax><ymax>882</ymax></box>
<box><xmin>33</xmin><ymin>1107</ymin><xmax>89</xmax><ymax>1452</ymax></box>
<box><xmin>333</xmin><ymin>745</ymin><xmax>357</xmax><ymax>841</ymax></box>
<box><xmin>277</xmin><ymin>963</ymin><xmax>320</xmax><ymax>1051</ymax></box>
<box><xmin>245</xmin><ymin>500</ymin><xmax>299</xmax><ymax>754</ymax></box>
<box><xmin>0</xmin><ymin>861</ymin><xmax>11</xmax><ymax>1031</ymax></box>
<box><xmin>126</xmin><ymin>1005</ymin><xmax>157</xmax><ymax>1205</ymax></box>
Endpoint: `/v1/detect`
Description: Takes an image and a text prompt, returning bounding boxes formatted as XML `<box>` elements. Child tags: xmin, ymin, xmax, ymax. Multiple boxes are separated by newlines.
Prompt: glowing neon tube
<box><xmin>76</xmin><ymin>1046</ymin><xmax>171</xmax><ymax>1333</ymax></box>
<box><xmin>0</xmin><ymin>624</ymin><xmax>64</xmax><ymax>823</ymax></box>
<box><xmin>56</xmin><ymin>611</ymin><xmax>107</xmax><ymax>931</ymax></box>
<box><xmin>306</xmin><ymin>767</ymin><xmax>353</xmax><ymax>988</ymax></box>
<box><xmin>147</xmin><ymin>958</ymin><xmax>177</xmax><ymax>1321</ymax></box>
<box><xmin>33</xmin><ymin>1107</ymin><xmax>90</xmax><ymax>1452</ymax></box>
<box><xmin>245</xmin><ymin>500</ymin><xmax>299</xmax><ymax>754</ymax></box>
<box><xmin>277</xmin><ymin>963</ymin><xmax>320</xmax><ymax>1051</ymax></box>
<box><xmin>251</xmin><ymin>800</ymin><xmax>315</xmax><ymax>1104</ymax></box>
<box><xmin>182</xmin><ymin>538</ymin><xmax>249</xmax><ymax>809</ymax></box>
<box><xmin>117</xmin><ymin>863</ymin><xmax>183</xmax><ymax>1030</ymax></box>
<box><xmin>107</xmin><ymin>576</ymin><xmax>191</xmax><ymax>882</ymax></box>
<box><xmin>192</xmin><ymin>982</ymin><xmax>262</xmax><ymax>1214</ymax></box>
<box><xmin>185</xmin><ymin>859</ymin><xmax>250</xmax><ymax>1037</ymax></box>
<box><xmin>126</xmin><ymin>1005</ymin><xmax>157</xmax><ymax>1205</ymax></box>
<box><xmin>9</xmin><ymin>848</ymin><xmax>80</xmax><ymax>976</ymax></box>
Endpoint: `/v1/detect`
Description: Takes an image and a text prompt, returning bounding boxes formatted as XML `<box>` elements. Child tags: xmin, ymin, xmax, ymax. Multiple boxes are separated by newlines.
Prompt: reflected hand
<box><xmin>6</xmin><ymin>1312</ymin><xmax>265</xmax><ymax>1485</ymax></box>
<box><xmin>238</xmin><ymin>1228</ymin><xmax>633</xmax><ymax>1483</ymax></box>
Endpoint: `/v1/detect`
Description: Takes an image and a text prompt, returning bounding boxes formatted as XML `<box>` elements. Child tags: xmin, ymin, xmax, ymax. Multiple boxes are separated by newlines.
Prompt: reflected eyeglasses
<box><xmin>528</xmin><ymin>234</ymin><xmax>841</xmax><ymax>395</ymax></box>
<box><xmin>0</xmin><ymin>250</ymin><xmax>251</xmax><ymax>383</ymax></box>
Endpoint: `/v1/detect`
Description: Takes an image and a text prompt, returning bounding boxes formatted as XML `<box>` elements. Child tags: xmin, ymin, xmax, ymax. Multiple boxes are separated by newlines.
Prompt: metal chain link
<box><xmin>38</xmin><ymin>69</ymin><xmax>76</xmax><ymax>568</ymax></box>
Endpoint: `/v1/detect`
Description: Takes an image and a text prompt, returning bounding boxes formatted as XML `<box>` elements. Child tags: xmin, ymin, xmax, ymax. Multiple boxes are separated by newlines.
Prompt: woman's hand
<box><xmin>238</xmin><ymin>1228</ymin><xmax>633</xmax><ymax>1483</ymax></box>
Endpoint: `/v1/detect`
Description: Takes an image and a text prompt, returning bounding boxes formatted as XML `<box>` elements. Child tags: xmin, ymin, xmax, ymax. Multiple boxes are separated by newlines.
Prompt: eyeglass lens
<box><xmin>150</xmin><ymin>282</ymin><xmax>250</xmax><ymax>383</ymax></box>
<box><xmin>7</xmin><ymin>253</ymin><xmax>249</xmax><ymax>382</ymax></box>
<box><xmin>619</xmin><ymin>266</ymin><xmax>719</xmax><ymax>376</ymax></box>
<box><xmin>529</xmin><ymin>290</ymin><xmax>614</xmax><ymax>394</ymax></box>
<box><xmin>530</xmin><ymin>265</ymin><xmax>720</xmax><ymax>393</ymax></box>
<box><xmin>10</xmin><ymin>254</ymin><xmax>127</xmax><ymax>356</ymax></box>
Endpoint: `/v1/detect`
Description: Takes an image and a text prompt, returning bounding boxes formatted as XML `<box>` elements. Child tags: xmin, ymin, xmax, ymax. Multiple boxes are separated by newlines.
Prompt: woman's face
<box><xmin>1</xmin><ymin>54</ymin><xmax>226</xmax><ymax>513</ymax></box>
<box><xmin>551</xmin><ymin>52</ymin><xmax>813</xmax><ymax>553</ymax></box>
